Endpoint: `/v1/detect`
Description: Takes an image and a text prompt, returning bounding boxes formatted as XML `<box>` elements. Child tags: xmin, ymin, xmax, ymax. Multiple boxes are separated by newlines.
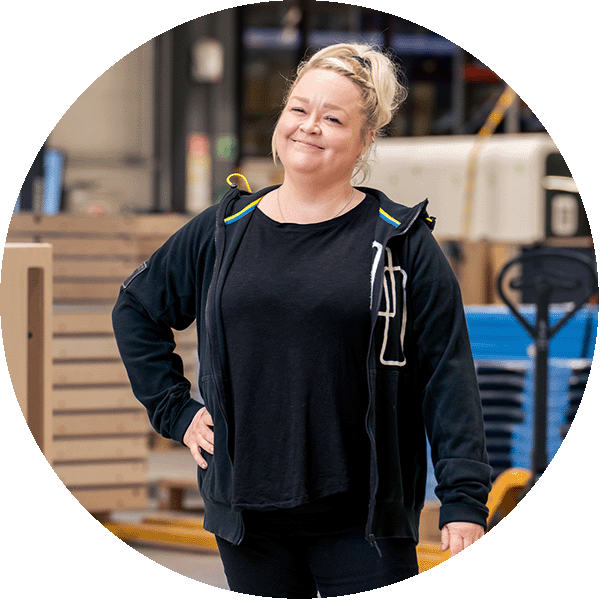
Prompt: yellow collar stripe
<box><xmin>224</xmin><ymin>198</ymin><xmax>262</xmax><ymax>225</ymax></box>
<box><xmin>379</xmin><ymin>208</ymin><xmax>401</xmax><ymax>228</ymax></box>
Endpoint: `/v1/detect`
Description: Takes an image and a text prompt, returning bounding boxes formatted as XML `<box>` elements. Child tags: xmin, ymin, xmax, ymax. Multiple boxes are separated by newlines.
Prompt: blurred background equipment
<box><xmin>496</xmin><ymin>248</ymin><xmax>597</xmax><ymax>486</ymax></box>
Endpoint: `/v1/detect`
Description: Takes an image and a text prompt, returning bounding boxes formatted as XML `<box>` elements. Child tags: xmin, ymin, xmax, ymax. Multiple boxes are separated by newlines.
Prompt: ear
<box><xmin>359</xmin><ymin>130</ymin><xmax>376</xmax><ymax>158</ymax></box>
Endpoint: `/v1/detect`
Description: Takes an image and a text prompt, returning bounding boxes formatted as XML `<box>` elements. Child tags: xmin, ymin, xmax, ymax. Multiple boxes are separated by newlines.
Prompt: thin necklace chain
<box><xmin>276</xmin><ymin>187</ymin><xmax>355</xmax><ymax>223</ymax></box>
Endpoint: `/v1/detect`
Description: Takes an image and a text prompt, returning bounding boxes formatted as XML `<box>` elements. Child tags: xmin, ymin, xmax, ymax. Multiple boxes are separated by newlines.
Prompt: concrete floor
<box><xmin>110</xmin><ymin>449</ymin><xmax>229</xmax><ymax>591</ymax></box>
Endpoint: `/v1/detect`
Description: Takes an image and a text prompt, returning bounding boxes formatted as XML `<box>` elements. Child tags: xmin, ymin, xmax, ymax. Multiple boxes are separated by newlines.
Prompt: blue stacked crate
<box><xmin>559</xmin><ymin>362</ymin><xmax>592</xmax><ymax>440</ymax></box>
<box><xmin>423</xmin><ymin>305</ymin><xmax>597</xmax><ymax>501</ymax></box>
<box><xmin>476</xmin><ymin>363</ymin><xmax>527</xmax><ymax>482</ymax></box>
<box><xmin>511</xmin><ymin>361</ymin><xmax>573</xmax><ymax>469</ymax></box>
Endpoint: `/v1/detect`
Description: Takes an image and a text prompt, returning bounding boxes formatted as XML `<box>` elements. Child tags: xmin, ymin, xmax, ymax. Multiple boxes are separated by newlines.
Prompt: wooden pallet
<box><xmin>417</xmin><ymin>542</ymin><xmax>451</xmax><ymax>572</ymax></box>
<box><xmin>154</xmin><ymin>478</ymin><xmax>202</xmax><ymax>511</ymax></box>
<box><xmin>1</xmin><ymin>244</ymin><xmax>54</xmax><ymax>461</ymax></box>
<box><xmin>103</xmin><ymin>513</ymin><xmax>218</xmax><ymax>552</ymax></box>
<box><xmin>7</xmin><ymin>213</ymin><xmax>189</xmax><ymax>305</ymax></box>
<box><xmin>5</xmin><ymin>213</ymin><xmax>201</xmax><ymax>517</ymax></box>
<box><xmin>52</xmin><ymin>307</ymin><xmax>150</xmax><ymax>514</ymax></box>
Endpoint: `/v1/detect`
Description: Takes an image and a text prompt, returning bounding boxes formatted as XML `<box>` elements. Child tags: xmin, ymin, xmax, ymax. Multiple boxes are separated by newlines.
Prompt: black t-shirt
<box><xmin>221</xmin><ymin>193</ymin><xmax>379</xmax><ymax>510</ymax></box>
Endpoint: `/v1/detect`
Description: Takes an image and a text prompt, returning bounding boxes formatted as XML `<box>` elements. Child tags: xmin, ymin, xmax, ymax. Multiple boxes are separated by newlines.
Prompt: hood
<box><xmin>220</xmin><ymin>179</ymin><xmax>435</xmax><ymax>235</ymax></box>
<box><xmin>357</xmin><ymin>186</ymin><xmax>435</xmax><ymax>236</ymax></box>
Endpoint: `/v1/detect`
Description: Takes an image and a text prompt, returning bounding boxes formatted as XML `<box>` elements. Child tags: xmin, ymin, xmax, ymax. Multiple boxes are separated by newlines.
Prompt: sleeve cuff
<box><xmin>170</xmin><ymin>398</ymin><xmax>203</xmax><ymax>445</ymax></box>
<box><xmin>439</xmin><ymin>503</ymin><xmax>490</xmax><ymax>531</ymax></box>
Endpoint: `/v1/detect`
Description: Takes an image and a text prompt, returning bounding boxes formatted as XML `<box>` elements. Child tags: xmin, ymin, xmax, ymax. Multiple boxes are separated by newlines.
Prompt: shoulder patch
<box><xmin>122</xmin><ymin>261</ymin><xmax>148</xmax><ymax>289</ymax></box>
<box><xmin>421</xmin><ymin>213</ymin><xmax>436</xmax><ymax>231</ymax></box>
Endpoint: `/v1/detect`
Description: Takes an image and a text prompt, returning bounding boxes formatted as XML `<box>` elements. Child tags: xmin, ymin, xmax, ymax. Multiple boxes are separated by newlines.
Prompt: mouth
<box><xmin>291</xmin><ymin>139</ymin><xmax>324</xmax><ymax>150</ymax></box>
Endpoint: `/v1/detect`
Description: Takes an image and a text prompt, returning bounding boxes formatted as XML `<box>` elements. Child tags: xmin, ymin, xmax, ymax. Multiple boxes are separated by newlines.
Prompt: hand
<box><xmin>441</xmin><ymin>522</ymin><xmax>484</xmax><ymax>557</ymax></box>
<box><xmin>183</xmin><ymin>406</ymin><xmax>214</xmax><ymax>469</ymax></box>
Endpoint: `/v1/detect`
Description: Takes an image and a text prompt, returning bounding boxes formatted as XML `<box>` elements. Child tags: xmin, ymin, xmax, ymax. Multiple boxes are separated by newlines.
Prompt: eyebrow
<box><xmin>290</xmin><ymin>96</ymin><xmax>349</xmax><ymax>115</ymax></box>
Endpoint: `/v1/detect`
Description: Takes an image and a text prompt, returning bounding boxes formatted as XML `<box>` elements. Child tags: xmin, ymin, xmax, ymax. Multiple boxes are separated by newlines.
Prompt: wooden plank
<box><xmin>130</xmin><ymin>214</ymin><xmax>189</xmax><ymax>235</ymax></box>
<box><xmin>53</xmin><ymin>310</ymin><xmax>113</xmax><ymax>334</ymax></box>
<box><xmin>143</xmin><ymin>514</ymin><xmax>205</xmax><ymax>528</ymax></box>
<box><xmin>174</xmin><ymin>326</ymin><xmax>198</xmax><ymax>345</ymax></box>
<box><xmin>0</xmin><ymin>246</ymin><xmax>31</xmax><ymax>413</ymax></box>
<box><xmin>16</xmin><ymin>237</ymin><xmax>136</xmax><ymax>256</ymax></box>
<box><xmin>53</xmin><ymin>282</ymin><xmax>122</xmax><ymax>302</ymax></box>
<box><xmin>418</xmin><ymin>502</ymin><xmax>441</xmax><ymax>543</ymax></box>
<box><xmin>153</xmin><ymin>479</ymin><xmax>200</xmax><ymax>511</ymax></box>
<box><xmin>8</xmin><ymin>213</ymin><xmax>132</xmax><ymax>234</ymax></box>
<box><xmin>178</xmin><ymin>349</ymin><xmax>199</xmax><ymax>368</ymax></box>
<box><xmin>136</xmin><ymin>240</ymin><xmax>167</xmax><ymax>260</ymax></box>
<box><xmin>103</xmin><ymin>520</ymin><xmax>218</xmax><ymax>551</ymax></box>
<box><xmin>416</xmin><ymin>542</ymin><xmax>450</xmax><ymax>572</ymax></box>
<box><xmin>53</xmin><ymin>386</ymin><xmax>139</xmax><ymax>411</ymax></box>
<box><xmin>53</xmin><ymin>361</ymin><xmax>129</xmax><ymax>385</ymax></box>
<box><xmin>70</xmin><ymin>486</ymin><xmax>148</xmax><ymax>512</ymax></box>
<box><xmin>0</xmin><ymin>244</ymin><xmax>54</xmax><ymax>461</ymax></box>
<box><xmin>54</xmin><ymin>460</ymin><xmax>147</xmax><ymax>487</ymax></box>
<box><xmin>53</xmin><ymin>436</ymin><xmax>148</xmax><ymax>462</ymax></box>
<box><xmin>53</xmin><ymin>411</ymin><xmax>149</xmax><ymax>436</ymax></box>
<box><xmin>5</xmin><ymin>232</ymin><xmax>36</xmax><ymax>243</ymax></box>
<box><xmin>53</xmin><ymin>259</ymin><xmax>137</xmax><ymax>278</ymax></box>
<box><xmin>53</xmin><ymin>336</ymin><xmax>120</xmax><ymax>360</ymax></box>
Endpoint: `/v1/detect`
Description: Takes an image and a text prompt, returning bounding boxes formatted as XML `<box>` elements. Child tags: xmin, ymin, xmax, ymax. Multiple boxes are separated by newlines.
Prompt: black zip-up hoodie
<box><xmin>112</xmin><ymin>183</ymin><xmax>492</xmax><ymax>546</ymax></box>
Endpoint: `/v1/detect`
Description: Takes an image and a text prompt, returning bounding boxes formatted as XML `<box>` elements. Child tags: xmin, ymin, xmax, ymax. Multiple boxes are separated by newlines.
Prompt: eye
<box><xmin>291</xmin><ymin>107</ymin><xmax>305</xmax><ymax>114</ymax></box>
<box><xmin>326</xmin><ymin>116</ymin><xmax>342</xmax><ymax>124</ymax></box>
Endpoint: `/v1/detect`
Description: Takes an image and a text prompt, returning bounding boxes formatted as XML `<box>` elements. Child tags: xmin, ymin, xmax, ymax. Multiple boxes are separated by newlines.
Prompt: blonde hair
<box><xmin>271</xmin><ymin>43</ymin><xmax>408</xmax><ymax>182</ymax></box>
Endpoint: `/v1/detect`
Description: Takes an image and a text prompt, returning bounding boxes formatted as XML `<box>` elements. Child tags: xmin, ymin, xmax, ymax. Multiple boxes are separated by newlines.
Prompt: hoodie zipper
<box><xmin>364</xmin><ymin>209</ymin><xmax>424</xmax><ymax>549</ymax></box>
<box><xmin>205</xmin><ymin>187</ymin><xmax>239</xmax><ymax>466</ymax></box>
<box><xmin>365</xmin><ymin>266</ymin><xmax>383</xmax><ymax>551</ymax></box>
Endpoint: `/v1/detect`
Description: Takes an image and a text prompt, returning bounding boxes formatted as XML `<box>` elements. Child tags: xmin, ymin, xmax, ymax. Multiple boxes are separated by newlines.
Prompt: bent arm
<box><xmin>112</xmin><ymin>289</ymin><xmax>200</xmax><ymax>444</ymax></box>
<box><xmin>408</xmin><ymin>221</ymin><xmax>492</xmax><ymax>531</ymax></box>
<box><xmin>112</xmin><ymin>209</ymin><xmax>217</xmax><ymax>444</ymax></box>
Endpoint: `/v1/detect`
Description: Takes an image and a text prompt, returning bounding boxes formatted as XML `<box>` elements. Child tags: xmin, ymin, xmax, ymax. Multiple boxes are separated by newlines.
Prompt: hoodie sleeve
<box><xmin>408</xmin><ymin>219</ymin><xmax>492</xmax><ymax>530</ymax></box>
<box><xmin>111</xmin><ymin>208</ymin><xmax>216</xmax><ymax>445</ymax></box>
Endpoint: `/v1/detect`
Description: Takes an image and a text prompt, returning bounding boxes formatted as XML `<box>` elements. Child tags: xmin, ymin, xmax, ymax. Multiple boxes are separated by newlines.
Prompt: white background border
<box><xmin>1</xmin><ymin>1</ymin><xmax>597</xmax><ymax>597</ymax></box>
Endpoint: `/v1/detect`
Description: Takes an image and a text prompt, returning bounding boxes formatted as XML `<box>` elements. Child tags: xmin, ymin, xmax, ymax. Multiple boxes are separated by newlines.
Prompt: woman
<box><xmin>113</xmin><ymin>43</ymin><xmax>492</xmax><ymax>597</ymax></box>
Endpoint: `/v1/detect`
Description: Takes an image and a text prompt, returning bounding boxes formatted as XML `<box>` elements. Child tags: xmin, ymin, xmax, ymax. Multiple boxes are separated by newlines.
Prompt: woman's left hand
<box><xmin>441</xmin><ymin>522</ymin><xmax>484</xmax><ymax>557</ymax></box>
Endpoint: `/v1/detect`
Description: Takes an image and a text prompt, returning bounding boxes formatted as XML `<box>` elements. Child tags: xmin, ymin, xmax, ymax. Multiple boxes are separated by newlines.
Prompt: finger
<box><xmin>449</xmin><ymin>532</ymin><xmax>465</xmax><ymax>557</ymax></box>
<box><xmin>196</xmin><ymin>432</ymin><xmax>214</xmax><ymax>455</ymax></box>
<box><xmin>201</xmin><ymin>408</ymin><xmax>214</xmax><ymax>427</ymax></box>
<box><xmin>198</xmin><ymin>419</ymin><xmax>215</xmax><ymax>447</ymax></box>
<box><xmin>440</xmin><ymin>526</ymin><xmax>449</xmax><ymax>552</ymax></box>
<box><xmin>189</xmin><ymin>443</ymin><xmax>208</xmax><ymax>469</ymax></box>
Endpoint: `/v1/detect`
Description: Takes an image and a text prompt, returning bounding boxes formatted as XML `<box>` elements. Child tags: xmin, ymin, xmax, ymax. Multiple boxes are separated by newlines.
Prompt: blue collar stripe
<box><xmin>379</xmin><ymin>208</ymin><xmax>401</xmax><ymax>228</ymax></box>
<box><xmin>224</xmin><ymin>198</ymin><xmax>261</xmax><ymax>225</ymax></box>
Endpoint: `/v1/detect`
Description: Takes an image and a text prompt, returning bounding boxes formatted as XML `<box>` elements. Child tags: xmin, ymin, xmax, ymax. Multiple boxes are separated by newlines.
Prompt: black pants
<box><xmin>216</xmin><ymin>496</ymin><xmax>418</xmax><ymax>598</ymax></box>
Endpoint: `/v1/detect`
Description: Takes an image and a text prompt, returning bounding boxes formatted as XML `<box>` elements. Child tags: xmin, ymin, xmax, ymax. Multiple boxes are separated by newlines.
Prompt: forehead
<box><xmin>290</xmin><ymin>68</ymin><xmax>363</xmax><ymax>111</ymax></box>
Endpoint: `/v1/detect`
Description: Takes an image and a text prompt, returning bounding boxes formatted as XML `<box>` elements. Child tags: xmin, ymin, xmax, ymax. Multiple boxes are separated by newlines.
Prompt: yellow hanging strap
<box><xmin>461</xmin><ymin>85</ymin><xmax>517</xmax><ymax>239</ymax></box>
<box><xmin>226</xmin><ymin>173</ymin><xmax>253</xmax><ymax>193</ymax></box>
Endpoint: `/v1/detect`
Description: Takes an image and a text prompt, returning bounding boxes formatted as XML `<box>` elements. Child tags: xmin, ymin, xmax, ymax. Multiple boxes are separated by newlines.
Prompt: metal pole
<box><xmin>532</xmin><ymin>281</ymin><xmax>551</xmax><ymax>479</ymax></box>
<box><xmin>451</xmin><ymin>47</ymin><xmax>465</xmax><ymax>135</ymax></box>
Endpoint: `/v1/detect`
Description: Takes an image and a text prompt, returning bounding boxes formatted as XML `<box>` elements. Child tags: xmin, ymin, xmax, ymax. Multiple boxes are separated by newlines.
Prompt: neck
<box><xmin>277</xmin><ymin>175</ymin><xmax>356</xmax><ymax>221</ymax></box>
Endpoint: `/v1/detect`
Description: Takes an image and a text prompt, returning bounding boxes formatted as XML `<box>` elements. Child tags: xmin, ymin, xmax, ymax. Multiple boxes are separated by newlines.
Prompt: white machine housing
<box><xmin>365</xmin><ymin>133</ymin><xmax>563</xmax><ymax>243</ymax></box>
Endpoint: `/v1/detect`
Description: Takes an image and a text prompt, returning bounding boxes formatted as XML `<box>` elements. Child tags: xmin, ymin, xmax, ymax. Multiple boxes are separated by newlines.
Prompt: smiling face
<box><xmin>274</xmin><ymin>68</ymin><xmax>372</xmax><ymax>182</ymax></box>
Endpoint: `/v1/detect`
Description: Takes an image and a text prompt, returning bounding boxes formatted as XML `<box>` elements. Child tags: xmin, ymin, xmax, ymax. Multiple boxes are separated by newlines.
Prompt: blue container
<box><xmin>424</xmin><ymin>305</ymin><xmax>597</xmax><ymax>501</ymax></box>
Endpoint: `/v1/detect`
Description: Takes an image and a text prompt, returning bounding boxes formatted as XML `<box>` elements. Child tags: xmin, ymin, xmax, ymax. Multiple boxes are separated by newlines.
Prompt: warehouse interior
<box><xmin>1</xmin><ymin>1</ymin><xmax>597</xmax><ymax>593</ymax></box>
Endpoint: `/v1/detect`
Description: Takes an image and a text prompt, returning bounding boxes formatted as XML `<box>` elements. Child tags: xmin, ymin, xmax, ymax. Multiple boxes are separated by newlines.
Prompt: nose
<box><xmin>300</xmin><ymin>115</ymin><xmax>320</xmax><ymax>135</ymax></box>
